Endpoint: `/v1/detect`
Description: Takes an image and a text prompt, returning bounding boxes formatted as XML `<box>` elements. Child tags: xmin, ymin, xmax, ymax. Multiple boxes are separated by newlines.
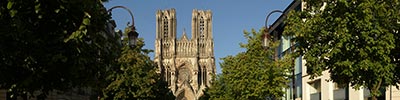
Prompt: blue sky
<box><xmin>104</xmin><ymin>0</ymin><xmax>293</xmax><ymax>73</ymax></box>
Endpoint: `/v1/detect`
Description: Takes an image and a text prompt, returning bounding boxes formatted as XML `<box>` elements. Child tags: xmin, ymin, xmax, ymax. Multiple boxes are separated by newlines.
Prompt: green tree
<box><xmin>101</xmin><ymin>28</ymin><xmax>174</xmax><ymax>99</ymax></box>
<box><xmin>284</xmin><ymin>0</ymin><xmax>400</xmax><ymax>100</ymax></box>
<box><xmin>0</xmin><ymin>0</ymin><xmax>119</xmax><ymax>99</ymax></box>
<box><xmin>204</xmin><ymin>29</ymin><xmax>293</xmax><ymax>100</ymax></box>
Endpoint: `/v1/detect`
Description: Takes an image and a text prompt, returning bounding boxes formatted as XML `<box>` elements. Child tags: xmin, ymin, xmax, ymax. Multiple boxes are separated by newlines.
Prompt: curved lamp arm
<box><xmin>108</xmin><ymin>6</ymin><xmax>135</xmax><ymax>29</ymax></box>
<box><xmin>265</xmin><ymin>10</ymin><xmax>284</xmax><ymax>28</ymax></box>
<box><xmin>107</xmin><ymin>6</ymin><xmax>138</xmax><ymax>48</ymax></box>
<box><xmin>263</xmin><ymin>10</ymin><xmax>284</xmax><ymax>49</ymax></box>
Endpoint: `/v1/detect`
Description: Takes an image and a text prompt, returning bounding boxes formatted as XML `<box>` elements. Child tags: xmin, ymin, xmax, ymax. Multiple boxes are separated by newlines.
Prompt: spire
<box><xmin>181</xmin><ymin>28</ymin><xmax>188</xmax><ymax>41</ymax></box>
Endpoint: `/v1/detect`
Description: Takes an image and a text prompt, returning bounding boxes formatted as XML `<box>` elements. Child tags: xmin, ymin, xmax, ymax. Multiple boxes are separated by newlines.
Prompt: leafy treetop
<box><xmin>284</xmin><ymin>0</ymin><xmax>400</xmax><ymax>99</ymax></box>
<box><xmin>204</xmin><ymin>29</ymin><xmax>293</xmax><ymax>100</ymax></box>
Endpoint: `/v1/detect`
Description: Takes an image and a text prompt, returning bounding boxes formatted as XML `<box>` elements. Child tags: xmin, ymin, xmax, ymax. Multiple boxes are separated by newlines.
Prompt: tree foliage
<box><xmin>0</xmin><ymin>0</ymin><xmax>120</xmax><ymax>98</ymax></box>
<box><xmin>284</xmin><ymin>0</ymin><xmax>400</xmax><ymax>99</ymax></box>
<box><xmin>204</xmin><ymin>29</ymin><xmax>293</xmax><ymax>100</ymax></box>
<box><xmin>101</xmin><ymin>28</ymin><xmax>174</xmax><ymax>99</ymax></box>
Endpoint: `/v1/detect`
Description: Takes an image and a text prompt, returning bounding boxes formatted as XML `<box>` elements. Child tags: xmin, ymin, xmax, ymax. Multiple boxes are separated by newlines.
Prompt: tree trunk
<box><xmin>369</xmin><ymin>88</ymin><xmax>378</xmax><ymax>100</ymax></box>
<box><xmin>369</xmin><ymin>79</ymin><xmax>382</xmax><ymax>100</ymax></box>
<box><xmin>371</xmin><ymin>96</ymin><xmax>377</xmax><ymax>100</ymax></box>
<box><xmin>22</xmin><ymin>93</ymin><xmax>28</xmax><ymax>100</ymax></box>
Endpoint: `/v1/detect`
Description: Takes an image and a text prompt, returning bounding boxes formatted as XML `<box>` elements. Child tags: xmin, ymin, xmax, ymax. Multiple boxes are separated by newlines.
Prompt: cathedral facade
<box><xmin>154</xmin><ymin>8</ymin><xmax>216</xmax><ymax>100</ymax></box>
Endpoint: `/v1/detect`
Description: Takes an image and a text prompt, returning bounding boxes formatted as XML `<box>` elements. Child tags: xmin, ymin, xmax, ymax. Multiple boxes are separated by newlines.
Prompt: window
<box><xmin>203</xmin><ymin>66</ymin><xmax>207</xmax><ymax>85</ymax></box>
<box><xmin>163</xmin><ymin>16</ymin><xmax>168</xmax><ymax>39</ymax></box>
<box><xmin>309</xmin><ymin>80</ymin><xmax>321</xmax><ymax>100</ymax></box>
<box><xmin>199</xmin><ymin>17</ymin><xmax>205</xmax><ymax>41</ymax></box>
<box><xmin>333</xmin><ymin>83</ymin><xmax>348</xmax><ymax>100</ymax></box>
<box><xmin>309</xmin><ymin>80</ymin><xmax>321</xmax><ymax>93</ymax></box>
<box><xmin>167</xmin><ymin>66</ymin><xmax>171</xmax><ymax>85</ymax></box>
<box><xmin>198</xmin><ymin>66</ymin><xmax>202</xmax><ymax>86</ymax></box>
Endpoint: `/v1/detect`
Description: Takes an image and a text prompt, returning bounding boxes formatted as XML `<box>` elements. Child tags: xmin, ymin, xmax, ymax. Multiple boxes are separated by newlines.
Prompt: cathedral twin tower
<box><xmin>154</xmin><ymin>8</ymin><xmax>216</xmax><ymax>100</ymax></box>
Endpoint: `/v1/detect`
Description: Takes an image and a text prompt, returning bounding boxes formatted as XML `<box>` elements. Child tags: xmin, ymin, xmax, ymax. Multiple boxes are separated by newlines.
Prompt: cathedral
<box><xmin>154</xmin><ymin>8</ymin><xmax>216</xmax><ymax>100</ymax></box>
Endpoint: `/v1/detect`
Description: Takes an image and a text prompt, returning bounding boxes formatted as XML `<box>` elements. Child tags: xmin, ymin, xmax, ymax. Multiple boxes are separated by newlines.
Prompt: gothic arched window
<box><xmin>167</xmin><ymin>66</ymin><xmax>171</xmax><ymax>85</ymax></box>
<box><xmin>163</xmin><ymin>16</ymin><xmax>168</xmax><ymax>39</ymax></box>
<box><xmin>203</xmin><ymin>66</ymin><xmax>207</xmax><ymax>85</ymax></box>
<box><xmin>198</xmin><ymin>66</ymin><xmax>202</xmax><ymax>86</ymax></box>
<box><xmin>199</xmin><ymin>17</ymin><xmax>205</xmax><ymax>41</ymax></box>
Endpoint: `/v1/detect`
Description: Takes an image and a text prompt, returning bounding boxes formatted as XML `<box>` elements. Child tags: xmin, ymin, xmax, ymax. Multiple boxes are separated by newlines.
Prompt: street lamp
<box><xmin>263</xmin><ymin>10</ymin><xmax>283</xmax><ymax>49</ymax></box>
<box><xmin>108</xmin><ymin>6</ymin><xmax>138</xmax><ymax>48</ymax></box>
<box><xmin>264</xmin><ymin>10</ymin><xmax>297</xmax><ymax>100</ymax></box>
<box><xmin>127</xmin><ymin>26</ymin><xmax>138</xmax><ymax>48</ymax></box>
<box><xmin>262</xmin><ymin>28</ymin><xmax>271</xmax><ymax>49</ymax></box>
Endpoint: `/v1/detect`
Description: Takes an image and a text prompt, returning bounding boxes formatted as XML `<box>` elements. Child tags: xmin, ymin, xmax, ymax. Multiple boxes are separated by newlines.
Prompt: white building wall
<box><xmin>300</xmin><ymin>59</ymin><xmax>399</xmax><ymax>100</ymax></box>
<box><xmin>320</xmin><ymin>71</ymin><xmax>333</xmax><ymax>100</ymax></box>
<box><xmin>300</xmin><ymin>59</ymin><xmax>371</xmax><ymax>100</ymax></box>
<box><xmin>386</xmin><ymin>85</ymin><xmax>400</xmax><ymax>100</ymax></box>
<box><xmin>348</xmin><ymin>87</ymin><xmax>364</xmax><ymax>100</ymax></box>
<box><xmin>301</xmin><ymin>58</ymin><xmax>310</xmax><ymax>100</ymax></box>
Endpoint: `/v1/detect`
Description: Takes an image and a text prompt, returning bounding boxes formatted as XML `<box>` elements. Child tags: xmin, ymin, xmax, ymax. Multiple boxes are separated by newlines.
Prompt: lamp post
<box><xmin>264</xmin><ymin>10</ymin><xmax>296</xmax><ymax>100</ymax></box>
<box><xmin>263</xmin><ymin>10</ymin><xmax>283</xmax><ymax>49</ymax></box>
<box><xmin>97</xmin><ymin>6</ymin><xmax>138</xmax><ymax>100</ymax></box>
<box><xmin>107</xmin><ymin>6</ymin><xmax>138</xmax><ymax>48</ymax></box>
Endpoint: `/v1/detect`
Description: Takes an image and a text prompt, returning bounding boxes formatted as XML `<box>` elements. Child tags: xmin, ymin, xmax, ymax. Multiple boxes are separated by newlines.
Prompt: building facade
<box><xmin>266</xmin><ymin>1</ymin><xmax>400</xmax><ymax>100</ymax></box>
<box><xmin>154</xmin><ymin>8</ymin><xmax>216</xmax><ymax>100</ymax></box>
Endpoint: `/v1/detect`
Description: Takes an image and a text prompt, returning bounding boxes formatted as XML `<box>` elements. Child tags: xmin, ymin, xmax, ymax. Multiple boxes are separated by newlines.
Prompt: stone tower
<box><xmin>154</xmin><ymin>8</ymin><xmax>215</xmax><ymax>100</ymax></box>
